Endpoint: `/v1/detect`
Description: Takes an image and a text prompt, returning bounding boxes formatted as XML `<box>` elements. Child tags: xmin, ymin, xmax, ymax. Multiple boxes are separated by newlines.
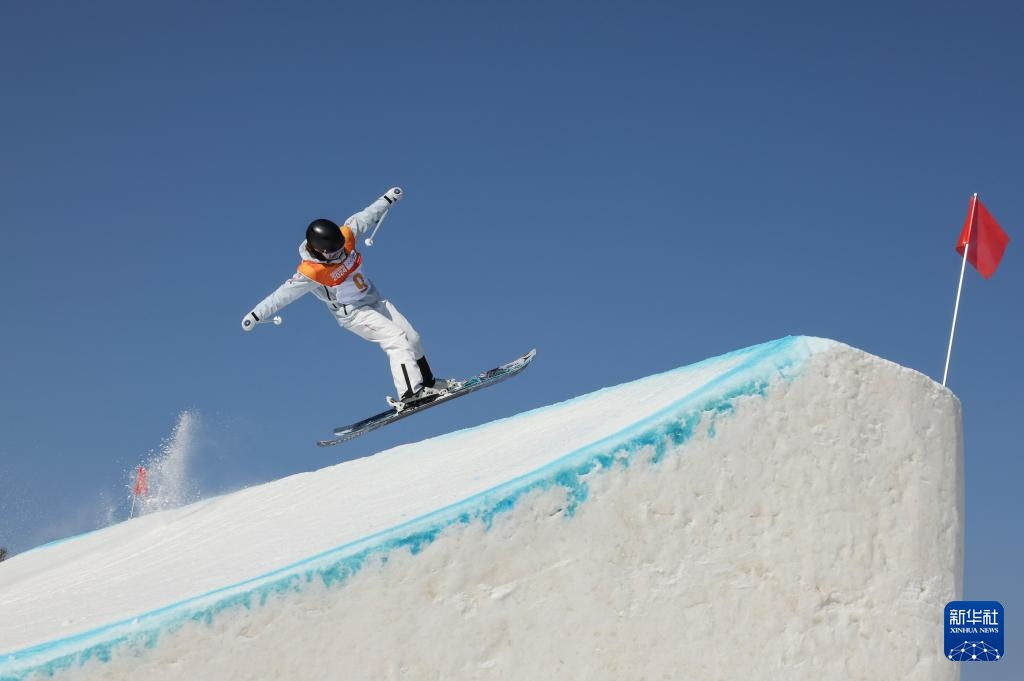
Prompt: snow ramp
<box><xmin>0</xmin><ymin>336</ymin><xmax>963</xmax><ymax>681</ymax></box>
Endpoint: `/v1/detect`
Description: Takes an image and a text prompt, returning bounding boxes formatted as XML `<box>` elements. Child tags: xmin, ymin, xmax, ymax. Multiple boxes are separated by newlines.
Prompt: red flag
<box><xmin>956</xmin><ymin>195</ymin><xmax>1010</xmax><ymax>279</ymax></box>
<box><xmin>133</xmin><ymin>466</ymin><xmax>149</xmax><ymax>497</ymax></box>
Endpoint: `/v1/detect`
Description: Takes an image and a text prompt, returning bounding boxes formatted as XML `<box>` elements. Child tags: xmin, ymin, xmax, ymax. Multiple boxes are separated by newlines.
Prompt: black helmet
<box><xmin>306</xmin><ymin>218</ymin><xmax>344</xmax><ymax>256</ymax></box>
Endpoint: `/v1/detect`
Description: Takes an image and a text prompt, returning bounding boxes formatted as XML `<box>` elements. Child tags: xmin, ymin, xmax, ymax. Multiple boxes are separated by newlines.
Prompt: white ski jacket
<box><xmin>250</xmin><ymin>196</ymin><xmax>392</xmax><ymax>323</ymax></box>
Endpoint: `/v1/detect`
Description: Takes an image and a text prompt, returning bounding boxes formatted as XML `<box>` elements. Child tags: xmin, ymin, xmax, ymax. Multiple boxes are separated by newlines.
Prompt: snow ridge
<box><xmin>0</xmin><ymin>335</ymin><xmax>961</xmax><ymax>681</ymax></box>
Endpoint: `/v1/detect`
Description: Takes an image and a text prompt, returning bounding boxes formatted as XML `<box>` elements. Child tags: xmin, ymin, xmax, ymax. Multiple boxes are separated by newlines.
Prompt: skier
<box><xmin>241</xmin><ymin>186</ymin><xmax>453</xmax><ymax>407</ymax></box>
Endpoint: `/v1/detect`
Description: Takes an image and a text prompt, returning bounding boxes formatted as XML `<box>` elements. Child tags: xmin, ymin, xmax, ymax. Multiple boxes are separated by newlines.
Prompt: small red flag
<box><xmin>133</xmin><ymin>466</ymin><xmax>149</xmax><ymax>497</ymax></box>
<box><xmin>956</xmin><ymin>196</ymin><xmax>1010</xmax><ymax>279</ymax></box>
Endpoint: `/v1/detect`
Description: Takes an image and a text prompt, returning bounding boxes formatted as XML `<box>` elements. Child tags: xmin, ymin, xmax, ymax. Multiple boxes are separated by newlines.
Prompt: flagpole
<box><xmin>942</xmin><ymin>192</ymin><xmax>978</xmax><ymax>387</ymax></box>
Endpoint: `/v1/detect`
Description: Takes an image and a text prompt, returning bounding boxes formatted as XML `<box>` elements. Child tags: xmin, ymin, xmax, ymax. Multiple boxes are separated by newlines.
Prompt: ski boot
<box><xmin>385</xmin><ymin>378</ymin><xmax>462</xmax><ymax>413</ymax></box>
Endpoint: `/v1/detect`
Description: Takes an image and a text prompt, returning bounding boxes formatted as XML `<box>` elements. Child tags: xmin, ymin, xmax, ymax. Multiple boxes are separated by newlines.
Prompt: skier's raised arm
<box><xmin>241</xmin><ymin>275</ymin><xmax>318</xmax><ymax>331</ymax></box>
<box><xmin>344</xmin><ymin>187</ymin><xmax>403</xmax><ymax>238</ymax></box>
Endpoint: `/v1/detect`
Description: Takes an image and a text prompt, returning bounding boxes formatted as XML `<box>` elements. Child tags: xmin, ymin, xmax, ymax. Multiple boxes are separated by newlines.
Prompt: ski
<box><xmin>317</xmin><ymin>349</ymin><xmax>537</xmax><ymax>447</ymax></box>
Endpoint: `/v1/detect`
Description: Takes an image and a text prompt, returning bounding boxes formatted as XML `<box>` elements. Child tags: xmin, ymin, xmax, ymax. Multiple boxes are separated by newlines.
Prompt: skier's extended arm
<box><xmin>344</xmin><ymin>187</ymin><xmax>403</xmax><ymax>238</ymax></box>
<box><xmin>241</xmin><ymin>274</ymin><xmax>319</xmax><ymax>331</ymax></box>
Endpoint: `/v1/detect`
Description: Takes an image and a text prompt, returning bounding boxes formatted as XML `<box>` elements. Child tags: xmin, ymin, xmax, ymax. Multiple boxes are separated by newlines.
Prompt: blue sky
<box><xmin>1</xmin><ymin>0</ymin><xmax>1020</xmax><ymax>674</ymax></box>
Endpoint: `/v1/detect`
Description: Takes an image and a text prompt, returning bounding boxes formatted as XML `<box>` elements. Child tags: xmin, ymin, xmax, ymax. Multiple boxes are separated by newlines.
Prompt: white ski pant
<box><xmin>336</xmin><ymin>299</ymin><xmax>426</xmax><ymax>397</ymax></box>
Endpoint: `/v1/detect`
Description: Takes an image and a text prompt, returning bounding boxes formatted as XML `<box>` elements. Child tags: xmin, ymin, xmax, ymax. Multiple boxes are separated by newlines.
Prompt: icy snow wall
<box><xmin>0</xmin><ymin>337</ymin><xmax>963</xmax><ymax>681</ymax></box>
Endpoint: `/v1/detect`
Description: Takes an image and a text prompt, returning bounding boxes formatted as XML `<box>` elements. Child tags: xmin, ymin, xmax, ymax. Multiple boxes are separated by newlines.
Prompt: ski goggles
<box><xmin>318</xmin><ymin>245</ymin><xmax>346</xmax><ymax>261</ymax></box>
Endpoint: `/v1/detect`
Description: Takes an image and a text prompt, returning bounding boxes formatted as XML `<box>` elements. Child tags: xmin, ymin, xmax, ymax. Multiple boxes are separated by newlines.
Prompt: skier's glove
<box><xmin>383</xmin><ymin>186</ymin><xmax>404</xmax><ymax>204</ymax></box>
<box><xmin>241</xmin><ymin>311</ymin><xmax>259</xmax><ymax>332</ymax></box>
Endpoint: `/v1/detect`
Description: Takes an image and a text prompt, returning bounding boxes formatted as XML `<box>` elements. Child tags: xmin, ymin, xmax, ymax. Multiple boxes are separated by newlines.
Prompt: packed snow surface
<box><xmin>0</xmin><ymin>336</ymin><xmax>963</xmax><ymax>681</ymax></box>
